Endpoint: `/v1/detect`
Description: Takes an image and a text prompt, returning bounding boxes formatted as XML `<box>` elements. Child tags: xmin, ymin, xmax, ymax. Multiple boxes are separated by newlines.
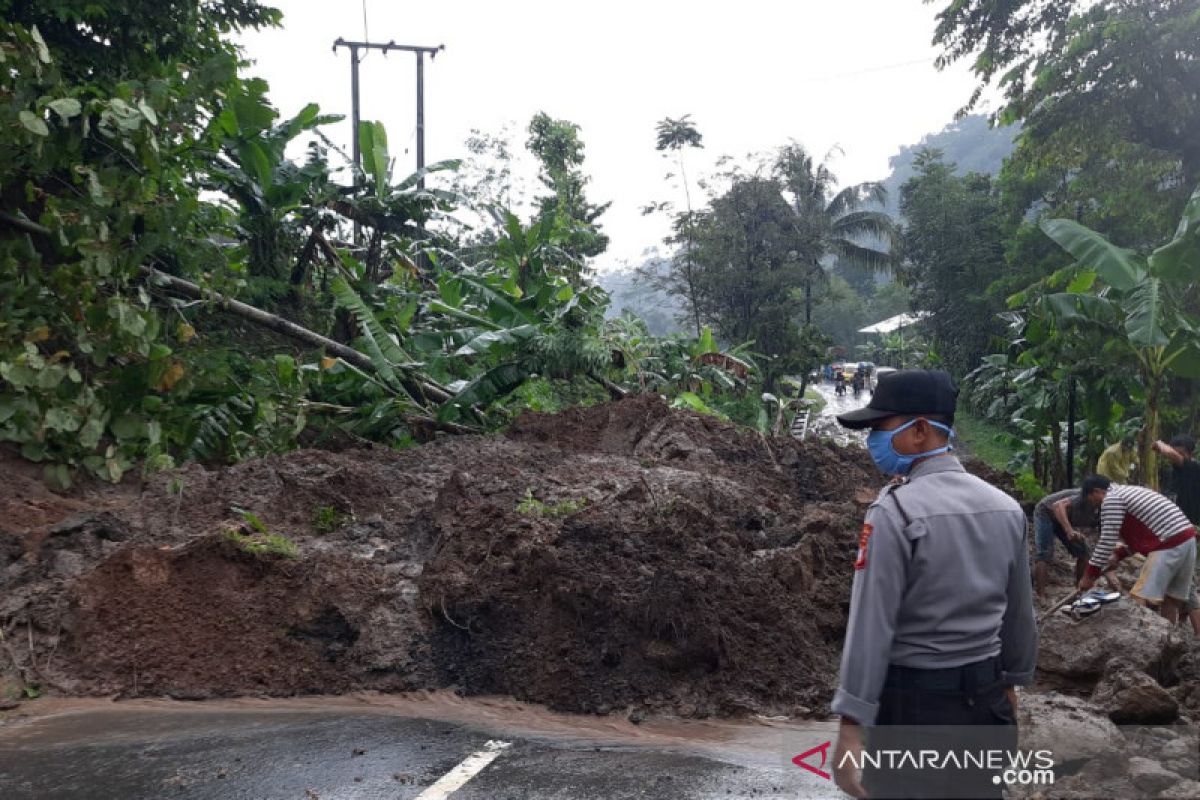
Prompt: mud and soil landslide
<box><xmin>2</xmin><ymin>396</ymin><xmax>878</xmax><ymax>717</ymax></box>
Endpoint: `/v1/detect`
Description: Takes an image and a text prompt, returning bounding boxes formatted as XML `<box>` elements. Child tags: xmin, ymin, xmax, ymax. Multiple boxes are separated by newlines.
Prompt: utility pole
<box><xmin>1066</xmin><ymin>377</ymin><xmax>1077</xmax><ymax>487</ymax></box>
<box><xmin>332</xmin><ymin>38</ymin><xmax>445</xmax><ymax>187</ymax></box>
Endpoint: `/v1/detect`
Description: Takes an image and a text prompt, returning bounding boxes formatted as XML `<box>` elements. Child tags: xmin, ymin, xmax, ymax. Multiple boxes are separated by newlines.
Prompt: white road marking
<box><xmin>413</xmin><ymin>739</ymin><xmax>512</xmax><ymax>799</ymax></box>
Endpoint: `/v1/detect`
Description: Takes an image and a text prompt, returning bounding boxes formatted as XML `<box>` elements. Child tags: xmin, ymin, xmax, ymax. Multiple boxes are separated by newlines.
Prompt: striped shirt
<box><xmin>1087</xmin><ymin>484</ymin><xmax>1196</xmax><ymax>578</ymax></box>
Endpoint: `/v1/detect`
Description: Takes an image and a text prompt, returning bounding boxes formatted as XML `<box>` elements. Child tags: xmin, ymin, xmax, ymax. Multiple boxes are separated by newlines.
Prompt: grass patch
<box><xmin>226</xmin><ymin>507</ymin><xmax>299</xmax><ymax>558</ymax></box>
<box><xmin>224</xmin><ymin>530</ymin><xmax>299</xmax><ymax>559</ymax></box>
<box><xmin>802</xmin><ymin>388</ymin><xmax>826</xmax><ymax>414</ymax></box>
<box><xmin>313</xmin><ymin>505</ymin><xmax>348</xmax><ymax>534</ymax></box>
<box><xmin>517</xmin><ymin>488</ymin><xmax>588</xmax><ymax>518</ymax></box>
<box><xmin>954</xmin><ymin>411</ymin><xmax>1018</xmax><ymax>473</ymax></box>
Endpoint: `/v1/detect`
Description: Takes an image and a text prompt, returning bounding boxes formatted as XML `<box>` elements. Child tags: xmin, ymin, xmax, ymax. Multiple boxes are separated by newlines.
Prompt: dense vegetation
<box><xmin>2</xmin><ymin>0</ymin><xmax>1198</xmax><ymax>498</ymax></box>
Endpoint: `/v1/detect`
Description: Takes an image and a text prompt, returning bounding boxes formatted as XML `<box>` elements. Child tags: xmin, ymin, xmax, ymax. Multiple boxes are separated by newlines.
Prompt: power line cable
<box><xmin>358</xmin><ymin>0</ymin><xmax>369</xmax><ymax>63</ymax></box>
<box><xmin>799</xmin><ymin>56</ymin><xmax>936</xmax><ymax>86</ymax></box>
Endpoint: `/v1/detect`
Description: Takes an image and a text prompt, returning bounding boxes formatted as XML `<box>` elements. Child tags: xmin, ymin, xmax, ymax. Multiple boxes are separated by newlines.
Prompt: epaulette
<box><xmin>879</xmin><ymin>480</ymin><xmax>913</xmax><ymax>526</ymax></box>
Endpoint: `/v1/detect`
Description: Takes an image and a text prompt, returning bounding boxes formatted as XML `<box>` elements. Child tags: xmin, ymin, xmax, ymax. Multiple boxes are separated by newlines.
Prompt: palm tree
<box><xmin>773</xmin><ymin>144</ymin><xmax>896</xmax><ymax>325</ymax></box>
<box><xmin>654</xmin><ymin>115</ymin><xmax>705</xmax><ymax>335</ymax></box>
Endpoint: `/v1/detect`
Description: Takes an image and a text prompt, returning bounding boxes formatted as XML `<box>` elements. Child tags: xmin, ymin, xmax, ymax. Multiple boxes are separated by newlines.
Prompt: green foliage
<box><xmin>1027</xmin><ymin>190</ymin><xmax>1200</xmax><ymax>487</ymax></box>
<box><xmin>516</xmin><ymin>488</ymin><xmax>588</xmax><ymax>518</ymax></box>
<box><xmin>0</xmin><ymin>16</ymin><xmax>243</xmax><ymax>482</ymax></box>
<box><xmin>897</xmin><ymin>150</ymin><xmax>1007</xmax><ymax>376</ymax></box>
<box><xmin>313</xmin><ymin>505</ymin><xmax>346</xmax><ymax>534</ymax></box>
<box><xmin>670</xmin><ymin>391</ymin><xmax>718</xmax><ymax>416</ymax></box>
<box><xmin>640</xmin><ymin>115</ymin><xmax>707</xmax><ymax>335</ymax></box>
<box><xmin>358</xmin><ymin>120</ymin><xmax>392</xmax><ymax>197</ymax></box>
<box><xmin>1013</xmin><ymin>471</ymin><xmax>1047</xmax><ymax>504</ymax></box>
<box><xmin>643</xmin><ymin>144</ymin><xmax>896</xmax><ymax>392</ymax></box>
<box><xmin>655</xmin><ymin>116</ymin><xmax>703</xmax><ymax>152</ymax></box>
<box><xmin>935</xmin><ymin>0</ymin><xmax>1198</xmax><ymax>273</ymax></box>
<box><xmin>526</xmin><ymin>112</ymin><xmax>610</xmax><ymax>260</ymax></box>
<box><xmin>207</xmin><ymin>79</ymin><xmax>340</xmax><ymax>280</ymax></box>
<box><xmin>495</xmin><ymin>377</ymin><xmax>608</xmax><ymax>417</ymax></box>
<box><xmin>227</xmin><ymin>507</ymin><xmax>297</xmax><ymax>557</ymax></box>
<box><xmin>224</xmin><ymin>529</ymin><xmax>299</xmax><ymax>559</ymax></box>
<box><xmin>0</xmin><ymin>1</ymin><xmax>279</xmax><ymax>84</ymax></box>
<box><xmin>953</xmin><ymin>411</ymin><xmax>1020</xmax><ymax>475</ymax></box>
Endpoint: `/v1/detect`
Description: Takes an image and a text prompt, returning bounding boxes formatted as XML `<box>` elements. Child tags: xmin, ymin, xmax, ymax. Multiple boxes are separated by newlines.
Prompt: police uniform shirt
<box><xmin>831</xmin><ymin>455</ymin><xmax>1038</xmax><ymax>726</ymax></box>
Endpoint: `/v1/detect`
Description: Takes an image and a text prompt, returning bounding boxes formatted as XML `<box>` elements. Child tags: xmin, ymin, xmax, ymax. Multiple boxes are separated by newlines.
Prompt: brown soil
<box><xmin>2</xmin><ymin>396</ymin><xmax>886</xmax><ymax>717</ymax></box>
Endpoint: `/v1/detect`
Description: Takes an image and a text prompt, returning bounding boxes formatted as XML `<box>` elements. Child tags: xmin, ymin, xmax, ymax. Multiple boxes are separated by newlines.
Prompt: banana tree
<box><xmin>1038</xmin><ymin>185</ymin><xmax>1200</xmax><ymax>488</ymax></box>
<box><xmin>206</xmin><ymin>79</ymin><xmax>341</xmax><ymax>280</ymax></box>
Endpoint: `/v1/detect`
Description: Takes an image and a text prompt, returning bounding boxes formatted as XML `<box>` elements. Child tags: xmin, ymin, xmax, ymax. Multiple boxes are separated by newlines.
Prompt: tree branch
<box><xmin>0</xmin><ymin>212</ymin><xmax>453</xmax><ymax>405</ymax></box>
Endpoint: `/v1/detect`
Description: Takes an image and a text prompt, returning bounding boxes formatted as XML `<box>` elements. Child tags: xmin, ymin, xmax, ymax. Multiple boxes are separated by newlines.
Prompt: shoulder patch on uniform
<box><xmin>854</xmin><ymin>522</ymin><xmax>874</xmax><ymax>570</ymax></box>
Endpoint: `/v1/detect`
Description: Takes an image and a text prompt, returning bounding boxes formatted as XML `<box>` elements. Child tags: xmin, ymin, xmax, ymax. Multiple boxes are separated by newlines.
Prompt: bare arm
<box><xmin>1153</xmin><ymin>439</ymin><xmax>1185</xmax><ymax>466</ymax></box>
<box><xmin>1051</xmin><ymin>498</ymin><xmax>1077</xmax><ymax>537</ymax></box>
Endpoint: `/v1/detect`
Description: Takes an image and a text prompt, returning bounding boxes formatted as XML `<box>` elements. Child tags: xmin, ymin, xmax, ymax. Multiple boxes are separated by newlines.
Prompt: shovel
<box><xmin>1038</xmin><ymin>589</ymin><xmax>1080</xmax><ymax>625</ymax></box>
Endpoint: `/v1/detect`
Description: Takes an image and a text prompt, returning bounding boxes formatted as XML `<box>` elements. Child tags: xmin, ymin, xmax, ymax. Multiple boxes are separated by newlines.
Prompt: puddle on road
<box><xmin>1</xmin><ymin>692</ymin><xmax>837</xmax><ymax>772</ymax></box>
<box><xmin>805</xmin><ymin>382</ymin><xmax>868</xmax><ymax>448</ymax></box>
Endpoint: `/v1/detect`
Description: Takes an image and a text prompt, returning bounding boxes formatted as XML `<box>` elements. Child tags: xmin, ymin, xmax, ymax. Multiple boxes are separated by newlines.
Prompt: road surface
<box><xmin>807</xmin><ymin>380</ymin><xmax>869</xmax><ymax>447</ymax></box>
<box><xmin>0</xmin><ymin>696</ymin><xmax>843</xmax><ymax>800</ymax></box>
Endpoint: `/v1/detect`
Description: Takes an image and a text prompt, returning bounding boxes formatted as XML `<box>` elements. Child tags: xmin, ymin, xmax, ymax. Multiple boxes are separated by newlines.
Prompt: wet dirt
<box><xmin>1</xmin><ymin>396</ymin><xmax>881</xmax><ymax>718</ymax></box>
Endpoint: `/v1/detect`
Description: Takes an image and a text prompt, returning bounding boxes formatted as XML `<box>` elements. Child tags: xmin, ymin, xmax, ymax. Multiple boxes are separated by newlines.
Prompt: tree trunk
<box><xmin>589</xmin><ymin>372</ymin><xmax>628</xmax><ymax>401</ymax></box>
<box><xmin>1066</xmin><ymin>379</ymin><xmax>1077</xmax><ymax>486</ymax></box>
<box><xmin>143</xmin><ymin>268</ymin><xmax>452</xmax><ymax>404</ymax></box>
<box><xmin>1050</xmin><ymin>422</ymin><xmax>1065</xmax><ymax>490</ymax></box>
<box><xmin>1142</xmin><ymin>364</ymin><xmax>1162</xmax><ymax>490</ymax></box>
<box><xmin>0</xmin><ymin>212</ymin><xmax>454</xmax><ymax>403</ymax></box>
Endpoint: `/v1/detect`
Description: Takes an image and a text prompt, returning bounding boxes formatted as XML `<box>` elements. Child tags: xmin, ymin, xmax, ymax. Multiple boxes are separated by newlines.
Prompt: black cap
<box><xmin>836</xmin><ymin>369</ymin><xmax>958</xmax><ymax>430</ymax></box>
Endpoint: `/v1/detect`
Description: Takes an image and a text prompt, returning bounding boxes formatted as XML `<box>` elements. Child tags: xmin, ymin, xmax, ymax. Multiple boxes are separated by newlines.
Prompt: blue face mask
<box><xmin>867</xmin><ymin>418</ymin><xmax>955</xmax><ymax>476</ymax></box>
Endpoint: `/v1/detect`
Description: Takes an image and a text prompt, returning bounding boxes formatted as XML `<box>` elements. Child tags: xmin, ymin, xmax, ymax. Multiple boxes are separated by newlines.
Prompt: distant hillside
<box><xmin>879</xmin><ymin>115</ymin><xmax>1019</xmax><ymax>218</ymax></box>
<box><xmin>595</xmin><ymin>257</ymin><xmax>688</xmax><ymax>336</ymax></box>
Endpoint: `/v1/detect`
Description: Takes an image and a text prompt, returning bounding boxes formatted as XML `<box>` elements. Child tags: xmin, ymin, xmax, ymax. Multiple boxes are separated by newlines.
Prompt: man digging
<box><xmin>1077</xmin><ymin>475</ymin><xmax>1200</xmax><ymax>634</ymax></box>
<box><xmin>1031</xmin><ymin>486</ymin><xmax>1119</xmax><ymax>599</ymax></box>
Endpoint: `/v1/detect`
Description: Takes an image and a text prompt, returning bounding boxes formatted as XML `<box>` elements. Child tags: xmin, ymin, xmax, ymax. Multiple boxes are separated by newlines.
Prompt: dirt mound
<box><xmin>3</xmin><ymin>395</ymin><xmax>882</xmax><ymax>717</ymax></box>
<box><xmin>425</xmin><ymin>396</ymin><xmax>877</xmax><ymax>716</ymax></box>
<box><xmin>65</xmin><ymin>536</ymin><xmax>427</xmax><ymax>698</ymax></box>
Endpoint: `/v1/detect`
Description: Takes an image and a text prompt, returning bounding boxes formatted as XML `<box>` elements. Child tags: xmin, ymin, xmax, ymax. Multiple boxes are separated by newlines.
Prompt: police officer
<box><xmin>830</xmin><ymin>370</ymin><xmax>1037</xmax><ymax>799</ymax></box>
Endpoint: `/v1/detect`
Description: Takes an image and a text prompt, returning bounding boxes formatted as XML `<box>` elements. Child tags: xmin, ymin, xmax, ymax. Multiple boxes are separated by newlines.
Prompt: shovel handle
<box><xmin>1037</xmin><ymin>589</ymin><xmax>1081</xmax><ymax>625</ymax></box>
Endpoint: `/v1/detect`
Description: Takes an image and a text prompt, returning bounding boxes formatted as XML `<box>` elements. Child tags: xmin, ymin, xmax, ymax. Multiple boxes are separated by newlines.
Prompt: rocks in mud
<box><xmin>1019</xmin><ymin>692</ymin><xmax>1125</xmax><ymax>768</ymax></box>
<box><xmin>2</xmin><ymin>512</ymin><xmax>131</xmax><ymax>589</ymax></box>
<box><xmin>0</xmin><ymin>532</ymin><xmax>25</xmax><ymax>592</ymax></box>
<box><xmin>1038</xmin><ymin>600</ymin><xmax>1187</xmax><ymax>686</ymax></box>
<box><xmin>1017</xmin><ymin>693</ymin><xmax>1199</xmax><ymax>799</ymax></box>
<box><xmin>1094</xmin><ymin>659</ymin><xmax>1180</xmax><ymax>724</ymax></box>
<box><xmin>1128</xmin><ymin>757</ymin><xmax>1185</xmax><ymax>795</ymax></box>
<box><xmin>1</xmin><ymin>532</ymin><xmax>22</xmax><ymax>566</ymax></box>
<box><xmin>41</xmin><ymin>512</ymin><xmax>130</xmax><ymax>578</ymax></box>
<box><xmin>1161</xmin><ymin>779</ymin><xmax>1200</xmax><ymax>798</ymax></box>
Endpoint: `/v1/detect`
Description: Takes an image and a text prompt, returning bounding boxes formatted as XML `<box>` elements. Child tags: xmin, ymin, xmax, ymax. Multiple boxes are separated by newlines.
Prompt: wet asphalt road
<box><xmin>0</xmin><ymin>705</ymin><xmax>841</xmax><ymax>800</ymax></box>
<box><xmin>807</xmin><ymin>381</ymin><xmax>868</xmax><ymax>447</ymax></box>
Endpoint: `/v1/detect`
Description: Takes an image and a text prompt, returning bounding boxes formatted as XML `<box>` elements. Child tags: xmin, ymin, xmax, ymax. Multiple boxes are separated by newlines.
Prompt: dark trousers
<box><xmin>863</xmin><ymin>656</ymin><xmax>1017</xmax><ymax>800</ymax></box>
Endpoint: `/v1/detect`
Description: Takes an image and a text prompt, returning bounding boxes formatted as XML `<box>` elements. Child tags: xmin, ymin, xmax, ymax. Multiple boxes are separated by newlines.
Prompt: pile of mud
<box><xmin>1</xmin><ymin>396</ymin><xmax>880</xmax><ymax>717</ymax></box>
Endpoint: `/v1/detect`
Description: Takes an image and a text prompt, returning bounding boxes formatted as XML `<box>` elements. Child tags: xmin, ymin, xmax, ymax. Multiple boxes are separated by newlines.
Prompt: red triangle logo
<box><xmin>792</xmin><ymin>740</ymin><xmax>832</xmax><ymax>780</ymax></box>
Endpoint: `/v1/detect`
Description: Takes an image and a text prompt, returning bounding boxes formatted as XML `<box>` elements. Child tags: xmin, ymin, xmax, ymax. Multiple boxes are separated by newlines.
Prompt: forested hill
<box><xmin>601</xmin><ymin>116</ymin><xmax>1019</xmax><ymax>333</ymax></box>
<box><xmin>879</xmin><ymin>115</ymin><xmax>1019</xmax><ymax>217</ymax></box>
<box><xmin>597</xmin><ymin>258</ymin><xmax>688</xmax><ymax>336</ymax></box>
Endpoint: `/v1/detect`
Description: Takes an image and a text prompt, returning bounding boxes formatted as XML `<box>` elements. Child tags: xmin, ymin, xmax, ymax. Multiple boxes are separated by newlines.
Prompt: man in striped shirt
<box><xmin>1078</xmin><ymin>475</ymin><xmax>1198</xmax><ymax>626</ymax></box>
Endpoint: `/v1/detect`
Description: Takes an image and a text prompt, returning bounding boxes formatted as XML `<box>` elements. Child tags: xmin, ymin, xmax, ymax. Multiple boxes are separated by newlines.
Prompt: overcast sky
<box><xmin>238</xmin><ymin>0</ymin><xmax>984</xmax><ymax>272</ymax></box>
